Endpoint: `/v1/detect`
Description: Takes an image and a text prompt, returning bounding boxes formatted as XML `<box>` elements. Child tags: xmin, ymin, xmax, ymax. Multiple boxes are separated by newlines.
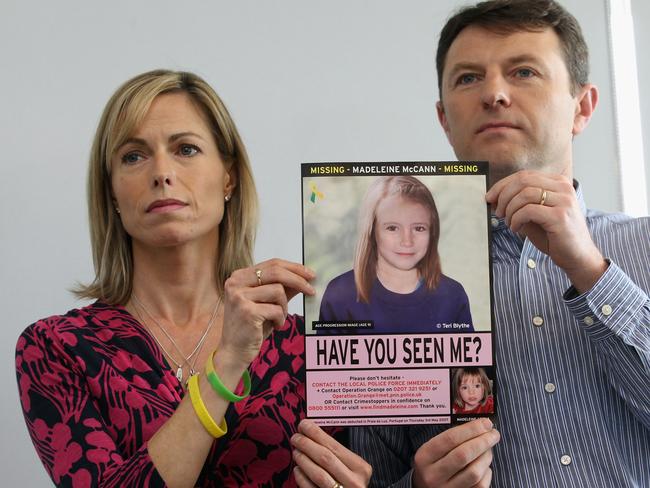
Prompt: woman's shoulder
<box><xmin>17</xmin><ymin>301</ymin><xmax>134</xmax><ymax>352</ymax></box>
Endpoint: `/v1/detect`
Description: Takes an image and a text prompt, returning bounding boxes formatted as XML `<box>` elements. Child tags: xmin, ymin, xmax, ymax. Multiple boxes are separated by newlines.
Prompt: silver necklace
<box><xmin>132</xmin><ymin>294</ymin><xmax>222</xmax><ymax>383</ymax></box>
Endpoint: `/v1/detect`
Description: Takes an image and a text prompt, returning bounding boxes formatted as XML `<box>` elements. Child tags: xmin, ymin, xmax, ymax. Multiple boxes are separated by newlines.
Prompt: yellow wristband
<box><xmin>187</xmin><ymin>374</ymin><xmax>227</xmax><ymax>438</ymax></box>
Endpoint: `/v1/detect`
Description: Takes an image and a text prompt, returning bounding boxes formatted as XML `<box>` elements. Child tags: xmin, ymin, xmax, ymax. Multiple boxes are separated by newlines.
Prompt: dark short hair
<box><xmin>436</xmin><ymin>0</ymin><xmax>589</xmax><ymax>97</ymax></box>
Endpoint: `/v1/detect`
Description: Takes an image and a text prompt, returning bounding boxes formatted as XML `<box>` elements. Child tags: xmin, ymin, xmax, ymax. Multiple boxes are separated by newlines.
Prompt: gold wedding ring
<box><xmin>330</xmin><ymin>482</ymin><xmax>343</xmax><ymax>488</ymax></box>
<box><xmin>539</xmin><ymin>189</ymin><xmax>547</xmax><ymax>206</ymax></box>
<box><xmin>255</xmin><ymin>269</ymin><xmax>263</xmax><ymax>286</ymax></box>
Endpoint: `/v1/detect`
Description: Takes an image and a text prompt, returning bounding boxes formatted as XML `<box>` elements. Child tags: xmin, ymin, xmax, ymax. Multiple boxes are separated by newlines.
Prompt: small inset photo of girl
<box><xmin>451</xmin><ymin>367</ymin><xmax>495</xmax><ymax>415</ymax></box>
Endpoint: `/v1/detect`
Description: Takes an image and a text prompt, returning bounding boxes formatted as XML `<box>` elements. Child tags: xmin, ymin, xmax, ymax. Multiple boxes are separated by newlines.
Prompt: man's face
<box><xmin>437</xmin><ymin>26</ymin><xmax>591</xmax><ymax>183</ymax></box>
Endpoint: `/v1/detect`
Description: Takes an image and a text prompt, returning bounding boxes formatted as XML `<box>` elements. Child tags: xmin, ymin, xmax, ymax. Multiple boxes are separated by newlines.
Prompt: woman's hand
<box><xmin>219</xmin><ymin>258</ymin><xmax>315</xmax><ymax>368</ymax></box>
<box><xmin>292</xmin><ymin>419</ymin><xmax>372</xmax><ymax>488</ymax></box>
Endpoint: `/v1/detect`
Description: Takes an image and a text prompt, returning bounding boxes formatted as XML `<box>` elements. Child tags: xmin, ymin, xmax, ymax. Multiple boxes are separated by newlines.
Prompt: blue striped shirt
<box><xmin>351</xmin><ymin>186</ymin><xmax>650</xmax><ymax>487</ymax></box>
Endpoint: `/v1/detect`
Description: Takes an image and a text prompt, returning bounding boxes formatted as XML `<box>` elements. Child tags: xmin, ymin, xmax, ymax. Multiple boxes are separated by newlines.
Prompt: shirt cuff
<box><xmin>563</xmin><ymin>260</ymin><xmax>649</xmax><ymax>341</ymax></box>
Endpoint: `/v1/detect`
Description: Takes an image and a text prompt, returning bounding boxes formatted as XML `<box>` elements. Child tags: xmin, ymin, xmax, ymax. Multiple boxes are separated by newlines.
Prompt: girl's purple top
<box><xmin>15</xmin><ymin>302</ymin><xmax>307</xmax><ymax>487</ymax></box>
<box><xmin>319</xmin><ymin>270</ymin><xmax>473</xmax><ymax>333</ymax></box>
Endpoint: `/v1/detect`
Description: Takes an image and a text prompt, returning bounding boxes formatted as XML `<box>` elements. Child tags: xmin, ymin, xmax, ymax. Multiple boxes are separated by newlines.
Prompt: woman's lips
<box><xmin>146</xmin><ymin>199</ymin><xmax>188</xmax><ymax>213</ymax></box>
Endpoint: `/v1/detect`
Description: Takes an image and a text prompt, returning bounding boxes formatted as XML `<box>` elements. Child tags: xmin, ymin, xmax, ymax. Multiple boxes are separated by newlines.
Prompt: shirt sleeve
<box><xmin>564</xmin><ymin>260</ymin><xmax>650</xmax><ymax>427</ymax></box>
<box><xmin>15</xmin><ymin>321</ymin><xmax>166</xmax><ymax>488</ymax></box>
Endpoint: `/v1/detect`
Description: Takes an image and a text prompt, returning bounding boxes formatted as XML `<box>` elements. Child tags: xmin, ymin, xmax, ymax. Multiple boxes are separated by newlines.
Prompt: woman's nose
<box><xmin>151</xmin><ymin>155</ymin><xmax>176</xmax><ymax>188</ymax></box>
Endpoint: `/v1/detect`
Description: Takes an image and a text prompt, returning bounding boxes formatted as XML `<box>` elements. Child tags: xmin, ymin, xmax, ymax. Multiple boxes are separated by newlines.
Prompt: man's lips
<box><xmin>476</xmin><ymin>122</ymin><xmax>520</xmax><ymax>134</ymax></box>
<box><xmin>146</xmin><ymin>199</ymin><xmax>188</xmax><ymax>213</ymax></box>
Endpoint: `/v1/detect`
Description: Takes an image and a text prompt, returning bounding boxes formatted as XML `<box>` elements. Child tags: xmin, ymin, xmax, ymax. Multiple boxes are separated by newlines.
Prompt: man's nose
<box><xmin>481</xmin><ymin>74</ymin><xmax>511</xmax><ymax>109</ymax></box>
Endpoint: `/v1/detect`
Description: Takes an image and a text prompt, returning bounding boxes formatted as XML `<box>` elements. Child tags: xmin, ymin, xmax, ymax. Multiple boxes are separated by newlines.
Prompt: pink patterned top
<box><xmin>15</xmin><ymin>302</ymin><xmax>307</xmax><ymax>487</ymax></box>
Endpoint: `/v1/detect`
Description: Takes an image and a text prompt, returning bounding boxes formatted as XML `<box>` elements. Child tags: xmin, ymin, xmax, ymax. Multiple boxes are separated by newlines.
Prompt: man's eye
<box><xmin>457</xmin><ymin>73</ymin><xmax>478</xmax><ymax>85</ymax></box>
<box><xmin>121</xmin><ymin>152</ymin><xmax>144</xmax><ymax>165</ymax></box>
<box><xmin>515</xmin><ymin>68</ymin><xmax>535</xmax><ymax>78</ymax></box>
<box><xmin>179</xmin><ymin>144</ymin><xmax>199</xmax><ymax>157</ymax></box>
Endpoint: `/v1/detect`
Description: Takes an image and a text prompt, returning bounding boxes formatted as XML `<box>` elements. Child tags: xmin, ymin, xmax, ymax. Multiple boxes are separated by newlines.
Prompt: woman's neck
<box><xmin>376</xmin><ymin>261</ymin><xmax>420</xmax><ymax>294</ymax></box>
<box><xmin>130</xmin><ymin>239</ymin><xmax>220</xmax><ymax>326</ymax></box>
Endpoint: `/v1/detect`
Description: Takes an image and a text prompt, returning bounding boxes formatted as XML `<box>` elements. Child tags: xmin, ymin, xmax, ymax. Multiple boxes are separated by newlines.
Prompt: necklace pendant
<box><xmin>176</xmin><ymin>367</ymin><xmax>183</xmax><ymax>382</ymax></box>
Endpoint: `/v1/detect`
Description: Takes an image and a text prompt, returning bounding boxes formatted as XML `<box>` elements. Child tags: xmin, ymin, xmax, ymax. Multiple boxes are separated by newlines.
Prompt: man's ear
<box><xmin>572</xmin><ymin>84</ymin><xmax>598</xmax><ymax>136</ymax></box>
<box><xmin>436</xmin><ymin>101</ymin><xmax>452</xmax><ymax>141</ymax></box>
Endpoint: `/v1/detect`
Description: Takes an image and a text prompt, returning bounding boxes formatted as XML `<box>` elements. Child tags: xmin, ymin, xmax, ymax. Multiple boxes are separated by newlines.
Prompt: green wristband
<box><xmin>205</xmin><ymin>350</ymin><xmax>251</xmax><ymax>402</ymax></box>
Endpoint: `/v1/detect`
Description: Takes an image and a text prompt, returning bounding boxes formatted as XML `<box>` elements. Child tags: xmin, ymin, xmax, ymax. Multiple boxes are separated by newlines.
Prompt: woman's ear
<box><xmin>224</xmin><ymin>165</ymin><xmax>238</xmax><ymax>199</ymax></box>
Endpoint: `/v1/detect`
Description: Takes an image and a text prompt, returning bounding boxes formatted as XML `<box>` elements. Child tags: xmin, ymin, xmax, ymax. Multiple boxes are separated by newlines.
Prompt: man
<box><xmin>351</xmin><ymin>1</ymin><xmax>650</xmax><ymax>486</ymax></box>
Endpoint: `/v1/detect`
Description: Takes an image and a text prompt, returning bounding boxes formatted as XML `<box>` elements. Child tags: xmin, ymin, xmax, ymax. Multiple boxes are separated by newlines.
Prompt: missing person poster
<box><xmin>302</xmin><ymin>162</ymin><xmax>494</xmax><ymax>426</ymax></box>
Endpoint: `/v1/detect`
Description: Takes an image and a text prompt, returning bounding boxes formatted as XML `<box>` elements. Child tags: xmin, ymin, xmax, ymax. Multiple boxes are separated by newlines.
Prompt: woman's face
<box><xmin>111</xmin><ymin>92</ymin><xmax>234</xmax><ymax>250</ymax></box>
<box><xmin>374</xmin><ymin>195</ymin><xmax>431</xmax><ymax>273</ymax></box>
<box><xmin>459</xmin><ymin>374</ymin><xmax>484</xmax><ymax>410</ymax></box>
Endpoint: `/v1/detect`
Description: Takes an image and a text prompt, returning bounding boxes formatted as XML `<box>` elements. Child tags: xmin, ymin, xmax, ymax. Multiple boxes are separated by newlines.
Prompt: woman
<box><xmin>319</xmin><ymin>175</ymin><xmax>473</xmax><ymax>334</ymax></box>
<box><xmin>15</xmin><ymin>70</ymin><xmax>370</xmax><ymax>487</ymax></box>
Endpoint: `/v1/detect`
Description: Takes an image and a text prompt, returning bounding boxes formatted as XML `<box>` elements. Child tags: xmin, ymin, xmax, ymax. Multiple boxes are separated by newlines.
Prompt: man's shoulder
<box><xmin>586</xmin><ymin>207</ymin><xmax>650</xmax><ymax>225</ymax></box>
<box><xmin>586</xmin><ymin>208</ymin><xmax>650</xmax><ymax>234</ymax></box>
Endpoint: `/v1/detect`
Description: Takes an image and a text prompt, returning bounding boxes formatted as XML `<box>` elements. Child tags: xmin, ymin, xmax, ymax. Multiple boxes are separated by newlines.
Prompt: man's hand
<box><xmin>412</xmin><ymin>419</ymin><xmax>499</xmax><ymax>488</ymax></box>
<box><xmin>486</xmin><ymin>171</ymin><xmax>608</xmax><ymax>293</ymax></box>
<box><xmin>292</xmin><ymin>419</ymin><xmax>372</xmax><ymax>488</ymax></box>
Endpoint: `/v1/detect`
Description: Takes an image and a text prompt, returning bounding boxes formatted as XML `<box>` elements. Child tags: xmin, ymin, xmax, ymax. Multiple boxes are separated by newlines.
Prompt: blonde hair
<box><xmin>452</xmin><ymin>367</ymin><xmax>492</xmax><ymax>409</ymax></box>
<box><xmin>74</xmin><ymin>69</ymin><xmax>258</xmax><ymax>304</ymax></box>
<box><xmin>353</xmin><ymin>175</ymin><xmax>441</xmax><ymax>303</ymax></box>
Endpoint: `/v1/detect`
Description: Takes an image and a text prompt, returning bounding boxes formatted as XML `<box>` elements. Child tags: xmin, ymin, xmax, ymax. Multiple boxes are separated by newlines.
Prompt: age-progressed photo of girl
<box><xmin>318</xmin><ymin>175</ymin><xmax>473</xmax><ymax>333</ymax></box>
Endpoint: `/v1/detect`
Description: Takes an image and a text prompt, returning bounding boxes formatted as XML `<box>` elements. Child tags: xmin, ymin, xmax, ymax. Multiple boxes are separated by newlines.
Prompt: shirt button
<box><xmin>527</xmin><ymin>258</ymin><xmax>536</xmax><ymax>269</ymax></box>
<box><xmin>601</xmin><ymin>304</ymin><xmax>613</xmax><ymax>316</ymax></box>
<box><xmin>560</xmin><ymin>454</ymin><xmax>572</xmax><ymax>466</ymax></box>
<box><xmin>583</xmin><ymin>316</ymin><xmax>594</xmax><ymax>326</ymax></box>
<box><xmin>491</xmin><ymin>217</ymin><xmax>499</xmax><ymax>228</ymax></box>
<box><xmin>532</xmin><ymin>316</ymin><xmax>544</xmax><ymax>327</ymax></box>
<box><xmin>544</xmin><ymin>383</ymin><xmax>556</xmax><ymax>393</ymax></box>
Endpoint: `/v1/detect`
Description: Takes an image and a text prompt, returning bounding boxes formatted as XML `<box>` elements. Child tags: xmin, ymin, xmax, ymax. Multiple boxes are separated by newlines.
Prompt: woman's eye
<box><xmin>414</xmin><ymin>225</ymin><xmax>428</xmax><ymax>232</ymax></box>
<box><xmin>385</xmin><ymin>225</ymin><xmax>398</xmax><ymax>232</ymax></box>
<box><xmin>121</xmin><ymin>152</ymin><xmax>144</xmax><ymax>165</ymax></box>
<box><xmin>179</xmin><ymin>144</ymin><xmax>199</xmax><ymax>157</ymax></box>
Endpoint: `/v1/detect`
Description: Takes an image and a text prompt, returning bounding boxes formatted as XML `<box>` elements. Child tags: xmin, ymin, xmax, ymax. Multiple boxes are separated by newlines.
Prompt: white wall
<box><xmin>0</xmin><ymin>1</ymin><xmax>641</xmax><ymax>485</ymax></box>
<box><xmin>632</xmin><ymin>0</ymin><xmax>650</xmax><ymax>204</ymax></box>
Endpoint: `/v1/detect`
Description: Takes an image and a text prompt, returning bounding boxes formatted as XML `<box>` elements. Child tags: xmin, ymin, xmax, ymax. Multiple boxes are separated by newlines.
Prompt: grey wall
<box><xmin>0</xmin><ymin>1</ymin><xmax>645</xmax><ymax>485</ymax></box>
